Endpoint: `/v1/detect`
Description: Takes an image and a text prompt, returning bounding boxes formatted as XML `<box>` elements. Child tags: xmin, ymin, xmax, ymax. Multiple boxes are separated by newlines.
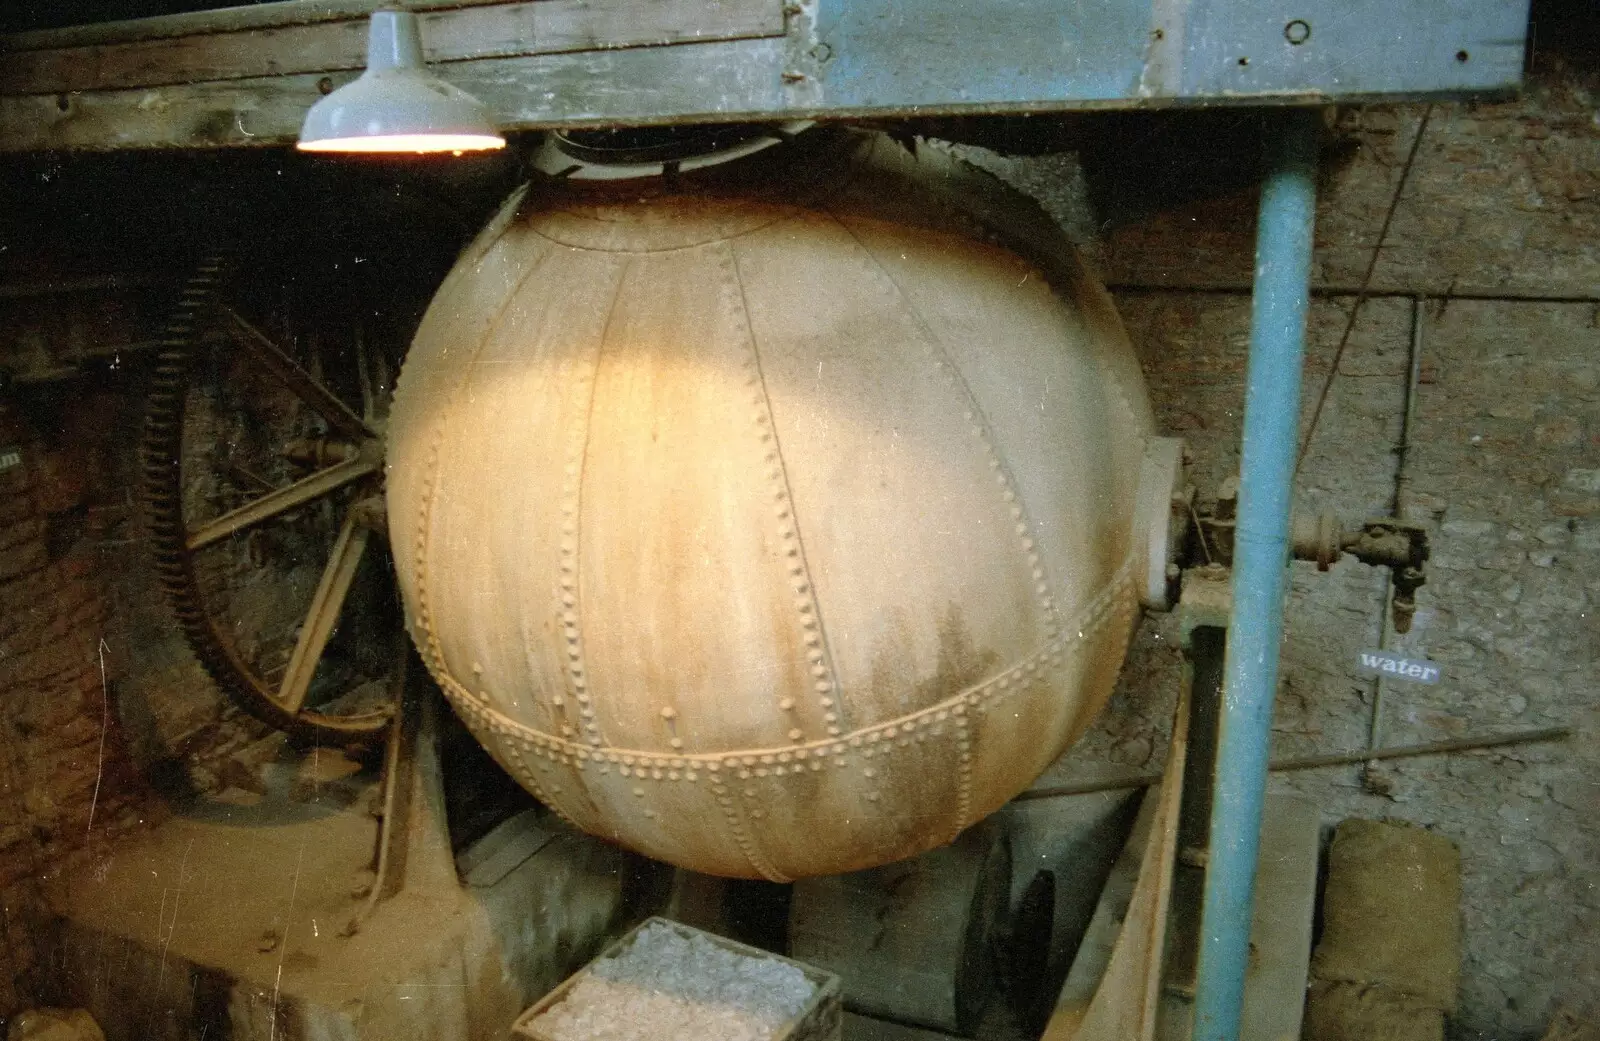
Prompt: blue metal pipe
<box><xmin>1192</xmin><ymin>107</ymin><xmax>1320</xmax><ymax>1041</ymax></box>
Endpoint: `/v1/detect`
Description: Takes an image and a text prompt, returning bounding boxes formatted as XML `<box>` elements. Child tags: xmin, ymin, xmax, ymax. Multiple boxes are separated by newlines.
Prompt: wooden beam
<box><xmin>0</xmin><ymin>0</ymin><xmax>785</xmax><ymax>96</ymax></box>
<box><xmin>0</xmin><ymin>36</ymin><xmax>796</xmax><ymax>151</ymax></box>
<box><xmin>3</xmin><ymin>1</ymin><xmax>514</xmax><ymax>49</ymax></box>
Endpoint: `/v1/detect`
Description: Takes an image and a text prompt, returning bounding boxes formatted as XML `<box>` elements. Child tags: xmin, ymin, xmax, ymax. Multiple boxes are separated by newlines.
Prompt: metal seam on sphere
<box><xmin>824</xmin><ymin>209</ymin><xmax>1064</xmax><ymax>639</ymax></box>
<box><xmin>408</xmin><ymin>245</ymin><xmax>559</xmax><ymax>689</ymax></box>
<box><xmin>557</xmin><ymin>257</ymin><xmax>629</xmax><ymax>750</ymax></box>
<box><xmin>525</xmin><ymin>209</ymin><xmax>801</xmax><ymax>257</ymax></box>
<box><xmin>413</xmin><ymin>431</ymin><xmax>448</xmax><ymax>675</ymax></box>
<box><xmin>724</xmin><ymin>244</ymin><xmax>845</xmax><ymax>739</ymax></box>
<box><xmin>710</xmin><ymin>769</ymin><xmax>785</xmax><ymax>881</ymax></box>
<box><xmin>431</xmin><ymin>561</ymin><xmax>1134</xmax><ymax>791</ymax></box>
<box><xmin>918</xmin><ymin>138</ymin><xmax>1147</xmax><ymax>440</ymax></box>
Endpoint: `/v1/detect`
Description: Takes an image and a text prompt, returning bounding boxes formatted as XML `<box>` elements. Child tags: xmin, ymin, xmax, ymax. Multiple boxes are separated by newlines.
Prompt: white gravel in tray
<box><xmin>531</xmin><ymin>922</ymin><xmax>817</xmax><ymax>1041</ymax></box>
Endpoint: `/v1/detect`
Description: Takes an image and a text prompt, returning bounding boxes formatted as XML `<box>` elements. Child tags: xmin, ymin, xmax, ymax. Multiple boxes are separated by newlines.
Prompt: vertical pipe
<box><xmin>1192</xmin><ymin>107</ymin><xmax>1320</xmax><ymax>1041</ymax></box>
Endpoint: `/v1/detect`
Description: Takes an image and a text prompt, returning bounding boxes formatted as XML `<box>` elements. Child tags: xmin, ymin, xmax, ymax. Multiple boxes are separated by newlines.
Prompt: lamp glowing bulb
<box><xmin>297</xmin><ymin>10</ymin><xmax>505</xmax><ymax>155</ymax></box>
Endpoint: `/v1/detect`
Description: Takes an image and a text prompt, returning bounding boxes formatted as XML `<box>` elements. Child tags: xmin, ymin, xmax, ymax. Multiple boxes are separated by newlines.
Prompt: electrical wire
<box><xmin>1295</xmin><ymin>104</ymin><xmax>1434</xmax><ymax>476</ymax></box>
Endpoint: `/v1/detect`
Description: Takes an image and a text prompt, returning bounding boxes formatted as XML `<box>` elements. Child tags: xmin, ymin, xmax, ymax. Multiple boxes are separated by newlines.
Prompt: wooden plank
<box><xmin>0</xmin><ymin>36</ymin><xmax>795</xmax><ymax>151</ymax></box>
<box><xmin>0</xmin><ymin>0</ymin><xmax>785</xmax><ymax>96</ymax></box>
<box><xmin>1043</xmin><ymin>684</ymin><xmax>1190</xmax><ymax>1041</ymax></box>
<box><xmin>4</xmin><ymin>0</ymin><xmax>514</xmax><ymax>49</ymax></box>
<box><xmin>1239</xmin><ymin>794</ymin><xmax>1320</xmax><ymax>1041</ymax></box>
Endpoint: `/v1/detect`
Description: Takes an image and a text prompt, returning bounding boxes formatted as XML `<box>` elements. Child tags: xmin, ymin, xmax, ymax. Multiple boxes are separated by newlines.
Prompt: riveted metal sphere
<box><xmin>385</xmin><ymin>130</ymin><xmax>1156</xmax><ymax>880</ymax></box>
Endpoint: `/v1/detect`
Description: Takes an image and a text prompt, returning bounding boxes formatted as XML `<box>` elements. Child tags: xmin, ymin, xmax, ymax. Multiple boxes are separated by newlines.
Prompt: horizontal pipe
<box><xmin>1012</xmin><ymin>726</ymin><xmax>1572</xmax><ymax>802</ymax></box>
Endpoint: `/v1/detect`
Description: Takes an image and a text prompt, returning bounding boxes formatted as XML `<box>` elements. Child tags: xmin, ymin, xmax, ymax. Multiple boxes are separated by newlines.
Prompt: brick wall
<box><xmin>0</xmin><ymin>397</ymin><xmax>150</xmax><ymax>1014</ymax></box>
<box><xmin>1016</xmin><ymin>50</ymin><xmax>1599</xmax><ymax>1039</ymax></box>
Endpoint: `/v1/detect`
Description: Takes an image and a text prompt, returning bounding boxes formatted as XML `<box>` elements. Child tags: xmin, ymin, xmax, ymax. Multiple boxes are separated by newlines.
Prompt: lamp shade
<box><xmin>297</xmin><ymin>10</ymin><xmax>505</xmax><ymax>154</ymax></box>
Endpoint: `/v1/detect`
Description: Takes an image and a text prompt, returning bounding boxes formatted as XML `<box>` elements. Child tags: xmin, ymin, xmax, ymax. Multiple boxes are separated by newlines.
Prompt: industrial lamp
<box><xmin>297</xmin><ymin>9</ymin><xmax>505</xmax><ymax>154</ymax></box>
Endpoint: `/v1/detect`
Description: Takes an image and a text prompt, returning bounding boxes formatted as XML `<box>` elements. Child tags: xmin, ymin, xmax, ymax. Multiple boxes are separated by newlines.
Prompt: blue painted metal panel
<box><xmin>1179</xmin><ymin>0</ymin><xmax>1530</xmax><ymax>99</ymax></box>
<box><xmin>815</xmin><ymin>0</ymin><xmax>1150</xmax><ymax>110</ymax></box>
<box><xmin>802</xmin><ymin>0</ymin><xmax>1527</xmax><ymax>115</ymax></box>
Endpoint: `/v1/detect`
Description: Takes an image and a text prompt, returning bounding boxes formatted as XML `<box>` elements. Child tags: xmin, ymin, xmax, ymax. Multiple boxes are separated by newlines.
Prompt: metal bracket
<box><xmin>1135</xmin><ymin>436</ymin><xmax>1192</xmax><ymax>611</ymax></box>
<box><xmin>345</xmin><ymin>651</ymin><xmax>457</xmax><ymax>933</ymax></box>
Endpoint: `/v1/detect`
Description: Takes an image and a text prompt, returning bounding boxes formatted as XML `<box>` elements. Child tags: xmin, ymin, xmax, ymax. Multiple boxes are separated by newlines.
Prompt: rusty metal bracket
<box><xmin>1185</xmin><ymin>479</ymin><xmax>1430</xmax><ymax>633</ymax></box>
<box><xmin>344</xmin><ymin>651</ymin><xmax>457</xmax><ymax>934</ymax></box>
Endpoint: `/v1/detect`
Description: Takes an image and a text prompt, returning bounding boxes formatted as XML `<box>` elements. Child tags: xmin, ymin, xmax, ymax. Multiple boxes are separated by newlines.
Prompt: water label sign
<box><xmin>1358</xmin><ymin>650</ymin><xmax>1442</xmax><ymax>684</ymax></box>
<box><xmin>0</xmin><ymin>447</ymin><xmax>20</xmax><ymax>473</ymax></box>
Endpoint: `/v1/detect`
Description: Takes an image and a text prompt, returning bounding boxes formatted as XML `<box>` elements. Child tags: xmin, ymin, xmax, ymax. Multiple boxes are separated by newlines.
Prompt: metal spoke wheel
<box><xmin>142</xmin><ymin>230</ymin><xmax>435</xmax><ymax>748</ymax></box>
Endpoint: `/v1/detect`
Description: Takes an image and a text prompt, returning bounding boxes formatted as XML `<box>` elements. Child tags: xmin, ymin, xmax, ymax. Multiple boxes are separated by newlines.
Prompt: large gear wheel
<box><xmin>142</xmin><ymin>232</ymin><xmax>421</xmax><ymax>747</ymax></box>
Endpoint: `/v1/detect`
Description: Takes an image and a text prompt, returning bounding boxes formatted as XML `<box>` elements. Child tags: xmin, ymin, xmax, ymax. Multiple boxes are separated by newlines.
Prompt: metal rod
<box><xmin>1013</xmin><ymin>726</ymin><xmax>1572</xmax><ymax>802</ymax></box>
<box><xmin>1105</xmin><ymin>284</ymin><xmax>1600</xmax><ymax>306</ymax></box>
<box><xmin>1192</xmin><ymin>107</ymin><xmax>1320</xmax><ymax>1041</ymax></box>
<box><xmin>1366</xmin><ymin>295</ymin><xmax>1426</xmax><ymax>754</ymax></box>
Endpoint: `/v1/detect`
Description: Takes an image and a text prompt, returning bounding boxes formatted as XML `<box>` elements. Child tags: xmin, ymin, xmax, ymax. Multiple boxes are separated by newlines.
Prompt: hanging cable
<box><xmin>1295</xmin><ymin>104</ymin><xmax>1434</xmax><ymax>475</ymax></box>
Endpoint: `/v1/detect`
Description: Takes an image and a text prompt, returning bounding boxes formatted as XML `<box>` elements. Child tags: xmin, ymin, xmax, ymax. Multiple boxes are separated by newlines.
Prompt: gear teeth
<box><xmin>140</xmin><ymin>247</ymin><xmax>390</xmax><ymax>749</ymax></box>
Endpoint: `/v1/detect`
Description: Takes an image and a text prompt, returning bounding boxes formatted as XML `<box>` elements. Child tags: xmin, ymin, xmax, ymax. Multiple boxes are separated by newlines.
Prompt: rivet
<box><xmin>652</xmin><ymin>769</ymin><xmax>663</xmax><ymax>780</ymax></box>
<box><xmin>827</xmin><ymin>726</ymin><xmax>842</xmax><ymax>736</ymax></box>
<box><xmin>552</xmin><ymin>696</ymin><xmax>565</xmax><ymax>707</ymax></box>
<box><xmin>814</xmin><ymin>680</ymin><xmax>831</xmax><ymax>693</ymax></box>
<box><xmin>810</xmin><ymin>761</ymin><xmax>822</xmax><ymax>772</ymax></box>
<box><xmin>864</xmin><ymin>767</ymin><xmax>876</xmax><ymax>779</ymax></box>
<box><xmin>708</xmin><ymin>762</ymin><xmax>721</xmax><ymax>774</ymax></box>
<box><xmin>619</xmin><ymin>766</ymin><xmax>631</xmax><ymax>777</ymax></box>
<box><xmin>686</xmin><ymin>772</ymin><xmax>698</xmax><ymax>782</ymax></box>
<box><xmin>756</xmin><ymin>767</ymin><xmax>768</xmax><ymax>777</ymax></box>
<box><xmin>471</xmin><ymin>662</ymin><xmax>484</xmax><ymax>676</ymax></box>
<box><xmin>866</xmin><ymin>792</ymin><xmax>880</xmax><ymax>802</ymax></box>
<box><xmin>660</xmin><ymin>706</ymin><xmax>677</xmax><ymax>720</ymax></box>
<box><xmin>739</xmin><ymin>769</ymin><xmax>751</xmax><ymax>779</ymax></box>
<box><xmin>633</xmin><ymin>787</ymin><xmax>645</xmax><ymax>797</ymax></box>
<box><xmin>670</xmin><ymin>737</ymin><xmax>684</xmax><ymax>749</ymax></box>
<box><xmin>744</xmin><ymin>787</ymin><xmax>757</xmax><ymax>798</ymax></box>
<box><xmin>823</xmin><ymin>712</ymin><xmax>838</xmax><ymax>723</ymax></box>
<box><xmin>788</xmin><ymin>728</ymin><xmax>803</xmax><ymax>741</ymax></box>
<box><xmin>779</xmin><ymin>697</ymin><xmax>796</xmax><ymax>711</ymax></box>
